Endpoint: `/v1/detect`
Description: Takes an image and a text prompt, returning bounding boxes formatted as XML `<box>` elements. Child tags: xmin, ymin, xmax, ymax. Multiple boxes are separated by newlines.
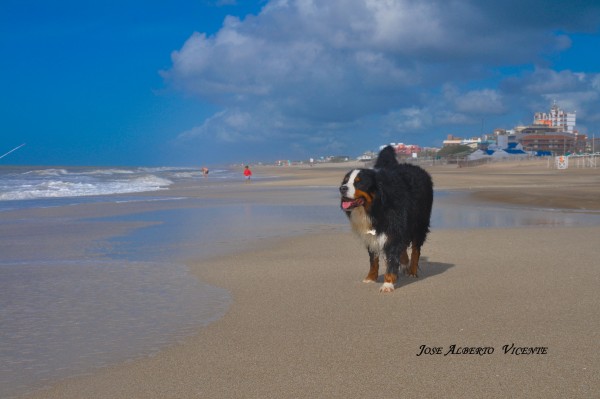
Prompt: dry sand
<box><xmin>23</xmin><ymin>160</ymin><xmax>600</xmax><ymax>398</ymax></box>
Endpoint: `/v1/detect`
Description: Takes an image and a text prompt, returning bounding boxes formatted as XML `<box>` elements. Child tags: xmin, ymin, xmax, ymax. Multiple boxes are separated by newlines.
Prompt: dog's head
<box><xmin>339</xmin><ymin>169</ymin><xmax>377</xmax><ymax>212</ymax></box>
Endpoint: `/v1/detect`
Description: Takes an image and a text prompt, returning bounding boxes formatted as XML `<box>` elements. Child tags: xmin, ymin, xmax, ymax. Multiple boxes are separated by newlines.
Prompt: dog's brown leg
<box><xmin>408</xmin><ymin>245</ymin><xmax>420</xmax><ymax>277</ymax></box>
<box><xmin>364</xmin><ymin>251</ymin><xmax>379</xmax><ymax>282</ymax></box>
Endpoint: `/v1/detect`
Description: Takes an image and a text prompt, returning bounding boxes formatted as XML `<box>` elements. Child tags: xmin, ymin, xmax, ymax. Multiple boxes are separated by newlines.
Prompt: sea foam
<box><xmin>0</xmin><ymin>167</ymin><xmax>174</xmax><ymax>201</ymax></box>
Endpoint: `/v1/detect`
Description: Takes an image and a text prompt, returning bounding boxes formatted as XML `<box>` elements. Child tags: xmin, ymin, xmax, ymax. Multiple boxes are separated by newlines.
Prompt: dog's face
<box><xmin>339</xmin><ymin>169</ymin><xmax>376</xmax><ymax>211</ymax></box>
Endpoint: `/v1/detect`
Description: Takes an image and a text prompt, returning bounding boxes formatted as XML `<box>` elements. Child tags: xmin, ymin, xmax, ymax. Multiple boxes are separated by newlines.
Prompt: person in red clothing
<box><xmin>243</xmin><ymin>165</ymin><xmax>252</xmax><ymax>182</ymax></box>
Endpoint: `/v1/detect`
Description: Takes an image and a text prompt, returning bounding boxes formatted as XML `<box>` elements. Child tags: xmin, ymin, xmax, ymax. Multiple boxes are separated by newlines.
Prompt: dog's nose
<box><xmin>339</xmin><ymin>185</ymin><xmax>348</xmax><ymax>195</ymax></box>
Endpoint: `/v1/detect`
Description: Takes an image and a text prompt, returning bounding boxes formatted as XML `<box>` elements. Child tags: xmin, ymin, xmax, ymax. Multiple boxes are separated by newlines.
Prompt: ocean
<box><xmin>0</xmin><ymin>165</ymin><xmax>242</xmax><ymax>211</ymax></box>
<box><xmin>0</xmin><ymin>165</ymin><xmax>344</xmax><ymax>398</ymax></box>
<box><xmin>0</xmin><ymin>166</ymin><xmax>250</xmax><ymax>398</ymax></box>
<box><xmin>2</xmin><ymin>165</ymin><xmax>599</xmax><ymax>397</ymax></box>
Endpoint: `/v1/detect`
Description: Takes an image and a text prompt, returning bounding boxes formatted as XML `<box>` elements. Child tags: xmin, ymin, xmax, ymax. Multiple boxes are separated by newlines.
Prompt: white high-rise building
<box><xmin>533</xmin><ymin>101</ymin><xmax>576</xmax><ymax>132</ymax></box>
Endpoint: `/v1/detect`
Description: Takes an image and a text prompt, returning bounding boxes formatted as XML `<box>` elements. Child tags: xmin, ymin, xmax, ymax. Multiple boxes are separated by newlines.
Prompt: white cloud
<box><xmin>165</xmin><ymin>0</ymin><xmax>600</xmax><ymax>156</ymax></box>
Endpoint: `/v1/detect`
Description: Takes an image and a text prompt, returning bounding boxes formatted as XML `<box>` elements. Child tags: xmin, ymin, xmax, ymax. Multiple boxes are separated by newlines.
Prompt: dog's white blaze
<box><xmin>349</xmin><ymin>206</ymin><xmax>387</xmax><ymax>253</ymax></box>
<box><xmin>343</xmin><ymin>169</ymin><xmax>360</xmax><ymax>199</ymax></box>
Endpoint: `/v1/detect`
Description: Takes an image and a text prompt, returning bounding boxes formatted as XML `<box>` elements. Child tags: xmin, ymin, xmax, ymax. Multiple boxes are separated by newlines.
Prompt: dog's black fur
<box><xmin>339</xmin><ymin>145</ymin><xmax>433</xmax><ymax>292</ymax></box>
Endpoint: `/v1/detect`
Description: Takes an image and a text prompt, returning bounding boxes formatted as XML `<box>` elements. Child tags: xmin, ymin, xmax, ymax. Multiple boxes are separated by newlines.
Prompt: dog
<box><xmin>339</xmin><ymin>145</ymin><xmax>433</xmax><ymax>293</ymax></box>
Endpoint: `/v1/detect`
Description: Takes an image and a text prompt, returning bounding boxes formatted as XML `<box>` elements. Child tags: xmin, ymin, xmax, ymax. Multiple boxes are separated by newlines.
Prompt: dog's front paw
<box><xmin>379</xmin><ymin>282</ymin><xmax>395</xmax><ymax>293</ymax></box>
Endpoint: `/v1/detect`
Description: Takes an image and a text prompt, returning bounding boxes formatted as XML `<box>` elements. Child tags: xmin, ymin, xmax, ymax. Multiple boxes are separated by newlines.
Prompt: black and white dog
<box><xmin>339</xmin><ymin>146</ymin><xmax>433</xmax><ymax>293</ymax></box>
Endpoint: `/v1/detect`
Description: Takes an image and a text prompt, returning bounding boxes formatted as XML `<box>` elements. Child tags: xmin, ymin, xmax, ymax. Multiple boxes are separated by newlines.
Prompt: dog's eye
<box><xmin>355</xmin><ymin>177</ymin><xmax>361</xmax><ymax>182</ymax></box>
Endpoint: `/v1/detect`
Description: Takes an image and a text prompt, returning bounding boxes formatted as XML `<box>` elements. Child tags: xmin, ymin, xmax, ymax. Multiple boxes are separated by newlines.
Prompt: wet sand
<box><xmin>254</xmin><ymin>159</ymin><xmax>600</xmax><ymax>210</ymax></box>
<box><xmin>20</xmin><ymin>160</ymin><xmax>600</xmax><ymax>398</ymax></box>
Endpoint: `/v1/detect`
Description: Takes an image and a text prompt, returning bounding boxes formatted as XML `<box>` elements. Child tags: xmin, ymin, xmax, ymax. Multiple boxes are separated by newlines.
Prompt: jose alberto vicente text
<box><xmin>416</xmin><ymin>344</ymin><xmax>548</xmax><ymax>357</ymax></box>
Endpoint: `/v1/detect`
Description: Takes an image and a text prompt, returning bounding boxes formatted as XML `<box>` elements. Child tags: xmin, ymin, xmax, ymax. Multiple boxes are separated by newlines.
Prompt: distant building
<box><xmin>327</xmin><ymin>155</ymin><xmax>350</xmax><ymax>163</ymax></box>
<box><xmin>507</xmin><ymin>101</ymin><xmax>585</xmax><ymax>155</ymax></box>
<box><xmin>533</xmin><ymin>101</ymin><xmax>576</xmax><ymax>133</ymax></box>
<box><xmin>442</xmin><ymin>135</ymin><xmax>462</xmax><ymax>147</ymax></box>
<box><xmin>517</xmin><ymin>124</ymin><xmax>561</xmax><ymax>135</ymax></box>
<box><xmin>589</xmin><ymin>136</ymin><xmax>600</xmax><ymax>153</ymax></box>
<box><xmin>519</xmin><ymin>132</ymin><xmax>587</xmax><ymax>155</ymax></box>
<box><xmin>492</xmin><ymin>134</ymin><xmax>506</xmax><ymax>150</ymax></box>
<box><xmin>357</xmin><ymin>151</ymin><xmax>375</xmax><ymax>162</ymax></box>
<box><xmin>379</xmin><ymin>142</ymin><xmax>422</xmax><ymax>155</ymax></box>
<box><xmin>442</xmin><ymin>135</ymin><xmax>481</xmax><ymax>149</ymax></box>
<box><xmin>395</xmin><ymin>143</ymin><xmax>421</xmax><ymax>155</ymax></box>
<box><xmin>435</xmin><ymin>101</ymin><xmax>587</xmax><ymax>157</ymax></box>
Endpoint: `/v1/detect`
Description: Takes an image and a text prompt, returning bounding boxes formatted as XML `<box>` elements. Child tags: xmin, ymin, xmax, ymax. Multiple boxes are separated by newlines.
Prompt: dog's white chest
<box><xmin>349</xmin><ymin>208</ymin><xmax>387</xmax><ymax>252</ymax></box>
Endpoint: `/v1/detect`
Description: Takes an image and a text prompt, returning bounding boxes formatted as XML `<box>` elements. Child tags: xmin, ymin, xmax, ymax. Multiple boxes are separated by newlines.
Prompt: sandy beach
<box><xmin>16</xmin><ymin>160</ymin><xmax>600</xmax><ymax>398</ymax></box>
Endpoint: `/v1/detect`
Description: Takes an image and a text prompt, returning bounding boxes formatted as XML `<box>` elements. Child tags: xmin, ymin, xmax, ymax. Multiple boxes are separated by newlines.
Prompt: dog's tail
<box><xmin>374</xmin><ymin>145</ymin><xmax>398</xmax><ymax>169</ymax></box>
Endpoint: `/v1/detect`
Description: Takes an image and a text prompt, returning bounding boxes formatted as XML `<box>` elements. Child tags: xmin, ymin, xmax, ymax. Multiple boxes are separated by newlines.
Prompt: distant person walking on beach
<box><xmin>201</xmin><ymin>167</ymin><xmax>209</xmax><ymax>177</ymax></box>
<box><xmin>243</xmin><ymin>165</ymin><xmax>252</xmax><ymax>182</ymax></box>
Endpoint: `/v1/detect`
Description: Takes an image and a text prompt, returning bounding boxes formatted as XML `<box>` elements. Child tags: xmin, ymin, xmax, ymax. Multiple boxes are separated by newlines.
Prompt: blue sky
<box><xmin>2</xmin><ymin>0</ymin><xmax>600</xmax><ymax>166</ymax></box>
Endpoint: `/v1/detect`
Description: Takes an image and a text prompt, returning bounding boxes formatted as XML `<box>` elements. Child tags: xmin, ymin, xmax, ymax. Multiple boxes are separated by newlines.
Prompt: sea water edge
<box><xmin>2</xmin><ymin>166</ymin><xmax>600</xmax><ymax>397</ymax></box>
<box><xmin>0</xmin><ymin>165</ymin><xmax>352</xmax><ymax>398</ymax></box>
<box><xmin>0</xmin><ymin>165</ymin><xmax>277</xmax><ymax>398</ymax></box>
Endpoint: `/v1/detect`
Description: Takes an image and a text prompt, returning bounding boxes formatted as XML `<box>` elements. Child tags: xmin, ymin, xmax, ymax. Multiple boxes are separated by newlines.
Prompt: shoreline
<box><xmin>250</xmin><ymin>159</ymin><xmax>600</xmax><ymax>211</ymax></box>
<box><xmin>15</xmin><ymin>161</ymin><xmax>600</xmax><ymax>398</ymax></box>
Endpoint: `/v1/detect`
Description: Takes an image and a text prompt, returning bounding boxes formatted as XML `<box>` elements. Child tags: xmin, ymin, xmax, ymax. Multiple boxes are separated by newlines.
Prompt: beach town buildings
<box><xmin>515</xmin><ymin>125</ymin><xmax>587</xmax><ymax>154</ymax></box>
<box><xmin>394</xmin><ymin>143</ymin><xmax>421</xmax><ymax>155</ymax></box>
<box><xmin>442</xmin><ymin>102</ymin><xmax>589</xmax><ymax>156</ymax></box>
<box><xmin>516</xmin><ymin>102</ymin><xmax>585</xmax><ymax>154</ymax></box>
<box><xmin>377</xmin><ymin>143</ymin><xmax>443</xmax><ymax>159</ymax></box>
<box><xmin>350</xmin><ymin>103</ymin><xmax>592</xmax><ymax>163</ymax></box>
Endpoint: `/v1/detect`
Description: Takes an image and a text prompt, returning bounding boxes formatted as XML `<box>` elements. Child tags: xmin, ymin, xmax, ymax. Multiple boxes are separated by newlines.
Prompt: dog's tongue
<box><xmin>341</xmin><ymin>200</ymin><xmax>354</xmax><ymax>210</ymax></box>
